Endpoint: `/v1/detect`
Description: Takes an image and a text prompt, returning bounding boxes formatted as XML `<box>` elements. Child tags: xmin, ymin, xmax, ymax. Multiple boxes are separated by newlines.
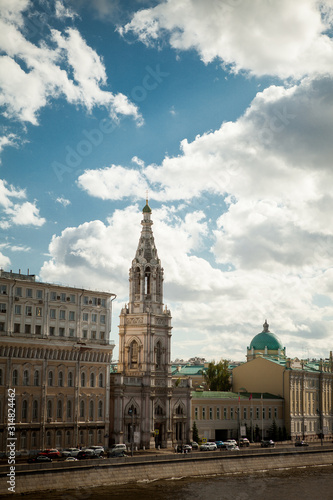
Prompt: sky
<box><xmin>1</xmin><ymin>0</ymin><xmax>333</xmax><ymax>363</ymax></box>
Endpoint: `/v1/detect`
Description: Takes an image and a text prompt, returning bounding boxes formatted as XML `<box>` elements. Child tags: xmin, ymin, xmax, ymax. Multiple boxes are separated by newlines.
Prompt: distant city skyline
<box><xmin>1</xmin><ymin>1</ymin><xmax>333</xmax><ymax>362</ymax></box>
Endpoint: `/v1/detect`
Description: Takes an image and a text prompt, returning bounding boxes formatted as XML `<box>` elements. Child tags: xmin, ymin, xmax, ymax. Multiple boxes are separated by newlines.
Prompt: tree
<box><xmin>201</xmin><ymin>359</ymin><xmax>231</xmax><ymax>391</ymax></box>
<box><xmin>268</xmin><ymin>419</ymin><xmax>278</xmax><ymax>441</ymax></box>
<box><xmin>192</xmin><ymin>421</ymin><xmax>199</xmax><ymax>443</ymax></box>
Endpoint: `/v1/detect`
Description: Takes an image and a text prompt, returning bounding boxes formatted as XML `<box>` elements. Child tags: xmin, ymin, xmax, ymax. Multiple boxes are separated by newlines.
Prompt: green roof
<box><xmin>192</xmin><ymin>391</ymin><xmax>282</xmax><ymax>400</ymax></box>
<box><xmin>142</xmin><ymin>203</ymin><xmax>151</xmax><ymax>213</ymax></box>
<box><xmin>250</xmin><ymin>331</ymin><xmax>283</xmax><ymax>351</ymax></box>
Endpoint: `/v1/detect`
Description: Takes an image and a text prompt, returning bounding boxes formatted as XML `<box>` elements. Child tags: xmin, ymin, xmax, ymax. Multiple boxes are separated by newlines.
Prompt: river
<box><xmin>2</xmin><ymin>464</ymin><xmax>333</xmax><ymax>499</ymax></box>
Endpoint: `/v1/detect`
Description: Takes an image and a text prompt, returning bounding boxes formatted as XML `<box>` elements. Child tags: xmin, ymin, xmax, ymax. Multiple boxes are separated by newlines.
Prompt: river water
<box><xmin>3</xmin><ymin>464</ymin><xmax>333</xmax><ymax>500</ymax></box>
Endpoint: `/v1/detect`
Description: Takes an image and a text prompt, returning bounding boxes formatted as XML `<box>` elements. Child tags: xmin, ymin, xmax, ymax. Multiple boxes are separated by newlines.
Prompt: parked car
<box><xmin>225</xmin><ymin>444</ymin><xmax>240</xmax><ymax>451</ymax></box>
<box><xmin>177</xmin><ymin>444</ymin><xmax>192</xmax><ymax>453</ymax></box>
<box><xmin>215</xmin><ymin>441</ymin><xmax>225</xmax><ymax>448</ymax></box>
<box><xmin>239</xmin><ymin>438</ymin><xmax>250</xmax><ymax>447</ymax></box>
<box><xmin>109</xmin><ymin>444</ymin><xmax>127</xmax><ymax>453</ymax></box>
<box><xmin>65</xmin><ymin>456</ymin><xmax>78</xmax><ymax>461</ymax></box>
<box><xmin>295</xmin><ymin>440</ymin><xmax>309</xmax><ymax>447</ymax></box>
<box><xmin>261</xmin><ymin>440</ymin><xmax>275</xmax><ymax>448</ymax></box>
<box><xmin>28</xmin><ymin>455</ymin><xmax>52</xmax><ymax>463</ymax></box>
<box><xmin>224</xmin><ymin>439</ymin><xmax>237</xmax><ymax>447</ymax></box>
<box><xmin>89</xmin><ymin>446</ymin><xmax>105</xmax><ymax>456</ymax></box>
<box><xmin>38</xmin><ymin>449</ymin><xmax>61</xmax><ymax>459</ymax></box>
<box><xmin>61</xmin><ymin>448</ymin><xmax>80</xmax><ymax>458</ymax></box>
<box><xmin>200</xmin><ymin>442</ymin><xmax>217</xmax><ymax>451</ymax></box>
<box><xmin>77</xmin><ymin>450</ymin><xmax>96</xmax><ymax>460</ymax></box>
<box><xmin>190</xmin><ymin>441</ymin><xmax>199</xmax><ymax>450</ymax></box>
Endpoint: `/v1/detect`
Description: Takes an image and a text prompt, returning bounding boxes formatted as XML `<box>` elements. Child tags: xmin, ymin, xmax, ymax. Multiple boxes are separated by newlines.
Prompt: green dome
<box><xmin>250</xmin><ymin>320</ymin><xmax>283</xmax><ymax>351</ymax></box>
<box><xmin>142</xmin><ymin>202</ymin><xmax>151</xmax><ymax>213</ymax></box>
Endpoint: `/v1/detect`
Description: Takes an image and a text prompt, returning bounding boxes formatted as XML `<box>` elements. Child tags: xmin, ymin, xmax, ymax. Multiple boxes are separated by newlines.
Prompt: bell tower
<box><xmin>118</xmin><ymin>199</ymin><xmax>172</xmax><ymax>379</ymax></box>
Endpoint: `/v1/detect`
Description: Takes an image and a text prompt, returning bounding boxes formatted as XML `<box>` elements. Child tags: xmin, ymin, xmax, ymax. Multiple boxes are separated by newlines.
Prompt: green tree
<box><xmin>201</xmin><ymin>359</ymin><xmax>231</xmax><ymax>391</ymax></box>
<box><xmin>268</xmin><ymin>419</ymin><xmax>278</xmax><ymax>441</ymax></box>
<box><xmin>192</xmin><ymin>421</ymin><xmax>199</xmax><ymax>443</ymax></box>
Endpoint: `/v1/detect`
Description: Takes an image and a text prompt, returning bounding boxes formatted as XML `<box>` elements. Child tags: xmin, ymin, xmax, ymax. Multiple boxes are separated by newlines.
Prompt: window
<box><xmin>32</xmin><ymin>432</ymin><xmax>37</xmax><ymax>447</ymax></box>
<box><xmin>48</xmin><ymin>371</ymin><xmax>53</xmax><ymax>386</ymax></box>
<box><xmin>90</xmin><ymin>373</ymin><xmax>95</xmax><ymax>387</ymax></box>
<box><xmin>274</xmin><ymin>407</ymin><xmax>278</xmax><ymax>418</ymax></box>
<box><xmin>46</xmin><ymin>431</ymin><xmax>51</xmax><ymax>446</ymax></box>
<box><xmin>14</xmin><ymin>323</ymin><xmax>20</xmax><ymax>333</ymax></box>
<box><xmin>67</xmin><ymin>400</ymin><xmax>72</xmax><ymax>418</ymax></box>
<box><xmin>101</xmin><ymin>299</ymin><xmax>106</xmax><ymax>307</ymax></box>
<box><xmin>58</xmin><ymin>371</ymin><xmax>63</xmax><ymax>387</ymax></box>
<box><xmin>68</xmin><ymin>372</ymin><xmax>73</xmax><ymax>387</ymax></box>
<box><xmin>59</xmin><ymin>327</ymin><xmax>65</xmax><ymax>337</ymax></box>
<box><xmin>91</xmin><ymin>331</ymin><xmax>96</xmax><ymax>339</ymax></box>
<box><xmin>25</xmin><ymin>306</ymin><xmax>32</xmax><ymax>316</ymax></box>
<box><xmin>25</xmin><ymin>324</ymin><xmax>31</xmax><ymax>334</ymax></box>
<box><xmin>89</xmin><ymin>400</ymin><xmax>94</xmax><ymax>419</ymax></box>
<box><xmin>250</xmin><ymin>407</ymin><xmax>253</xmax><ymax>419</ymax></box>
<box><xmin>100</xmin><ymin>315</ymin><xmax>105</xmax><ymax>324</ymax></box>
<box><xmin>50</xmin><ymin>291</ymin><xmax>56</xmax><ymax>301</ymax></box>
<box><xmin>21</xmin><ymin>431</ymin><xmax>27</xmax><ymax>449</ymax></box>
<box><xmin>70</xmin><ymin>294</ymin><xmax>75</xmax><ymax>303</ymax></box>
<box><xmin>22</xmin><ymin>400</ymin><xmax>28</xmax><ymax>420</ymax></box>
<box><xmin>47</xmin><ymin>400</ymin><xmax>52</xmax><ymax>419</ymax></box>
<box><xmin>14</xmin><ymin>305</ymin><xmax>21</xmax><ymax>315</ymax></box>
<box><xmin>83</xmin><ymin>296</ymin><xmax>89</xmax><ymax>305</ymax></box>
<box><xmin>50</xmin><ymin>309</ymin><xmax>56</xmax><ymax>319</ymax></box>
<box><xmin>195</xmin><ymin>407</ymin><xmax>198</xmax><ymax>420</ymax></box>
<box><xmin>256</xmin><ymin>407</ymin><xmax>260</xmax><ymax>419</ymax></box>
<box><xmin>59</xmin><ymin>310</ymin><xmax>66</xmax><ymax>320</ymax></box>
<box><xmin>61</xmin><ymin>293</ymin><xmax>66</xmax><ymax>302</ymax></box>
<box><xmin>69</xmin><ymin>328</ymin><xmax>74</xmax><ymax>337</ymax></box>
<box><xmin>92</xmin><ymin>297</ymin><xmax>97</xmax><ymax>306</ymax></box>
<box><xmin>15</xmin><ymin>287</ymin><xmax>22</xmax><ymax>297</ymax></box>
<box><xmin>26</xmin><ymin>288</ymin><xmax>33</xmax><ymax>298</ymax></box>
<box><xmin>130</xmin><ymin>340</ymin><xmax>138</xmax><ymax>368</ymax></box>
<box><xmin>12</xmin><ymin>369</ymin><xmax>18</xmax><ymax>386</ymax></box>
<box><xmin>0</xmin><ymin>284</ymin><xmax>7</xmax><ymax>294</ymax></box>
<box><xmin>32</xmin><ymin>400</ymin><xmax>38</xmax><ymax>419</ymax></box>
<box><xmin>81</xmin><ymin>372</ymin><xmax>86</xmax><ymax>387</ymax></box>
<box><xmin>224</xmin><ymin>407</ymin><xmax>227</xmax><ymax>419</ymax></box>
<box><xmin>56</xmin><ymin>430</ymin><xmax>61</xmax><ymax>448</ymax></box>
<box><xmin>91</xmin><ymin>314</ymin><xmax>97</xmax><ymax>323</ymax></box>
<box><xmin>69</xmin><ymin>311</ymin><xmax>75</xmax><ymax>321</ymax></box>
<box><xmin>36</xmin><ymin>289</ymin><xmax>43</xmax><ymax>299</ymax></box>
<box><xmin>0</xmin><ymin>303</ymin><xmax>6</xmax><ymax>313</ymax></box>
<box><xmin>262</xmin><ymin>408</ymin><xmax>266</xmax><ymax>419</ymax></box>
<box><xmin>23</xmin><ymin>370</ymin><xmax>29</xmax><ymax>386</ymax></box>
<box><xmin>156</xmin><ymin>341</ymin><xmax>162</xmax><ymax>369</ymax></box>
<box><xmin>35</xmin><ymin>325</ymin><xmax>41</xmax><ymax>335</ymax></box>
<box><xmin>243</xmin><ymin>408</ymin><xmax>247</xmax><ymax>420</ymax></box>
<box><xmin>0</xmin><ymin>321</ymin><xmax>4</xmax><ymax>331</ymax></box>
<box><xmin>36</xmin><ymin>307</ymin><xmax>42</xmax><ymax>317</ymax></box>
<box><xmin>202</xmin><ymin>407</ymin><xmax>206</xmax><ymax>419</ymax></box>
<box><xmin>83</xmin><ymin>330</ymin><xmax>87</xmax><ymax>339</ymax></box>
<box><xmin>66</xmin><ymin>430</ymin><xmax>71</xmax><ymax>445</ymax></box>
<box><xmin>209</xmin><ymin>407</ymin><xmax>213</xmax><ymax>420</ymax></box>
<box><xmin>100</xmin><ymin>332</ymin><xmax>105</xmax><ymax>340</ymax></box>
<box><xmin>57</xmin><ymin>400</ymin><xmax>62</xmax><ymax>419</ymax></box>
<box><xmin>217</xmin><ymin>408</ymin><xmax>220</xmax><ymax>419</ymax></box>
<box><xmin>83</xmin><ymin>313</ymin><xmax>88</xmax><ymax>321</ymax></box>
<box><xmin>88</xmin><ymin>430</ymin><xmax>93</xmax><ymax>446</ymax></box>
<box><xmin>80</xmin><ymin>400</ymin><xmax>85</xmax><ymax>418</ymax></box>
<box><xmin>97</xmin><ymin>430</ymin><xmax>102</xmax><ymax>444</ymax></box>
<box><xmin>34</xmin><ymin>371</ymin><xmax>39</xmax><ymax>386</ymax></box>
<box><xmin>231</xmin><ymin>408</ymin><xmax>234</xmax><ymax>420</ymax></box>
<box><xmin>99</xmin><ymin>373</ymin><xmax>103</xmax><ymax>388</ymax></box>
<box><xmin>268</xmin><ymin>407</ymin><xmax>272</xmax><ymax>419</ymax></box>
<box><xmin>49</xmin><ymin>326</ymin><xmax>55</xmax><ymax>336</ymax></box>
<box><xmin>98</xmin><ymin>401</ymin><xmax>103</xmax><ymax>418</ymax></box>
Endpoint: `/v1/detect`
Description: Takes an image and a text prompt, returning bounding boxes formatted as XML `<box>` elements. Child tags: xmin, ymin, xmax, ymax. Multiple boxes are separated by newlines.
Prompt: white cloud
<box><xmin>120</xmin><ymin>0</ymin><xmax>333</xmax><ymax>79</ymax></box>
<box><xmin>56</xmin><ymin>197</ymin><xmax>71</xmax><ymax>207</ymax></box>
<box><xmin>0</xmin><ymin>133</ymin><xmax>18</xmax><ymax>158</ymax></box>
<box><xmin>0</xmin><ymin>250</ymin><xmax>11</xmax><ymax>268</ymax></box>
<box><xmin>0</xmin><ymin>3</ymin><xmax>142</xmax><ymax>125</ymax></box>
<box><xmin>0</xmin><ymin>179</ymin><xmax>45</xmax><ymax>227</ymax></box>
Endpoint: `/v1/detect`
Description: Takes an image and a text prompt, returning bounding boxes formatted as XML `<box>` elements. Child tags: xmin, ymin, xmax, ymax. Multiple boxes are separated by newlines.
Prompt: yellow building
<box><xmin>0</xmin><ymin>270</ymin><xmax>116</xmax><ymax>452</ymax></box>
<box><xmin>233</xmin><ymin>321</ymin><xmax>333</xmax><ymax>441</ymax></box>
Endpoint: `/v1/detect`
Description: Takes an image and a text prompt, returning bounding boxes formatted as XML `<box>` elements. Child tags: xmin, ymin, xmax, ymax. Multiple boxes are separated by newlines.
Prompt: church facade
<box><xmin>110</xmin><ymin>201</ymin><xmax>192</xmax><ymax>448</ymax></box>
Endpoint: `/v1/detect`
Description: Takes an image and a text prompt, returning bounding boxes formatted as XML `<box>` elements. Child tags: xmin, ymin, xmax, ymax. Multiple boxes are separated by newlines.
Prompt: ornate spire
<box><xmin>263</xmin><ymin>320</ymin><xmax>269</xmax><ymax>332</ymax></box>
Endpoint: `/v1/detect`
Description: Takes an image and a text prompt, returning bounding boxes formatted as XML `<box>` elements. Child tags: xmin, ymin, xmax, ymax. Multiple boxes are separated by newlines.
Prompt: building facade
<box><xmin>191</xmin><ymin>391</ymin><xmax>284</xmax><ymax>442</ymax></box>
<box><xmin>110</xmin><ymin>201</ymin><xmax>191</xmax><ymax>449</ymax></box>
<box><xmin>0</xmin><ymin>270</ymin><xmax>115</xmax><ymax>452</ymax></box>
<box><xmin>233</xmin><ymin>321</ymin><xmax>333</xmax><ymax>441</ymax></box>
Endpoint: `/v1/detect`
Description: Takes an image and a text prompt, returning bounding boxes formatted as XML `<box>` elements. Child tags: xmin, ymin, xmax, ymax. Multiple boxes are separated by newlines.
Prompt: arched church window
<box><xmin>155</xmin><ymin>405</ymin><xmax>163</xmax><ymax>416</ymax></box>
<box><xmin>130</xmin><ymin>340</ymin><xmax>138</xmax><ymax>369</ymax></box>
<box><xmin>134</xmin><ymin>267</ymin><xmax>140</xmax><ymax>295</ymax></box>
<box><xmin>145</xmin><ymin>267</ymin><xmax>151</xmax><ymax>294</ymax></box>
<box><xmin>156</xmin><ymin>341</ymin><xmax>162</xmax><ymax>369</ymax></box>
<box><xmin>128</xmin><ymin>404</ymin><xmax>137</xmax><ymax>416</ymax></box>
<box><xmin>176</xmin><ymin>405</ymin><xmax>183</xmax><ymax>415</ymax></box>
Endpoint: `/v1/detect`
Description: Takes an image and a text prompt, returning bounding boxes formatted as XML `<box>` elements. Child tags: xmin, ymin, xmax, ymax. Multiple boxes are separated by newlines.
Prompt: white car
<box><xmin>200</xmin><ymin>442</ymin><xmax>217</xmax><ymax>451</ymax></box>
<box><xmin>89</xmin><ymin>446</ymin><xmax>104</xmax><ymax>456</ymax></box>
<box><xmin>61</xmin><ymin>448</ymin><xmax>80</xmax><ymax>457</ymax></box>
<box><xmin>225</xmin><ymin>444</ymin><xmax>239</xmax><ymax>451</ymax></box>
<box><xmin>224</xmin><ymin>439</ymin><xmax>237</xmax><ymax>447</ymax></box>
<box><xmin>65</xmin><ymin>456</ymin><xmax>78</xmax><ymax>461</ymax></box>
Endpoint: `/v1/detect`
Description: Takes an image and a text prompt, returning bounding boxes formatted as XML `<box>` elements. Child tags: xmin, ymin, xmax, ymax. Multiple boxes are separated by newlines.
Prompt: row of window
<box><xmin>194</xmin><ymin>406</ymin><xmax>279</xmax><ymax>420</ymax></box>
<box><xmin>0</xmin><ymin>285</ymin><xmax>107</xmax><ymax>307</ymax></box>
<box><xmin>20</xmin><ymin>398</ymin><xmax>104</xmax><ymax>421</ymax></box>
<box><xmin>4</xmin><ymin>323</ymin><xmax>105</xmax><ymax>339</ymax></box>
<box><xmin>4</xmin><ymin>369</ymin><xmax>104</xmax><ymax>388</ymax></box>
<box><xmin>6</xmin><ymin>429</ymin><xmax>104</xmax><ymax>450</ymax></box>
<box><xmin>0</xmin><ymin>304</ymin><xmax>106</xmax><ymax>324</ymax></box>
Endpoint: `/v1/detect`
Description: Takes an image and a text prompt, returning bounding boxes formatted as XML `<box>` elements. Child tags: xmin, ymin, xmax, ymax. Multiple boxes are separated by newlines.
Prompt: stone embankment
<box><xmin>1</xmin><ymin>445</ymin><xmax>333</xmax><ymax>495</ymax></box>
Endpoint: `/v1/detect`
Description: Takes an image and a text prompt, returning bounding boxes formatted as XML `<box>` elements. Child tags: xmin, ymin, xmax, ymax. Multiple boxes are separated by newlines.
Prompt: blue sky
<box><xmin>1</xmin><ymin>0</ymin><xmax>333</xmax><ymax>362</ymax></box>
